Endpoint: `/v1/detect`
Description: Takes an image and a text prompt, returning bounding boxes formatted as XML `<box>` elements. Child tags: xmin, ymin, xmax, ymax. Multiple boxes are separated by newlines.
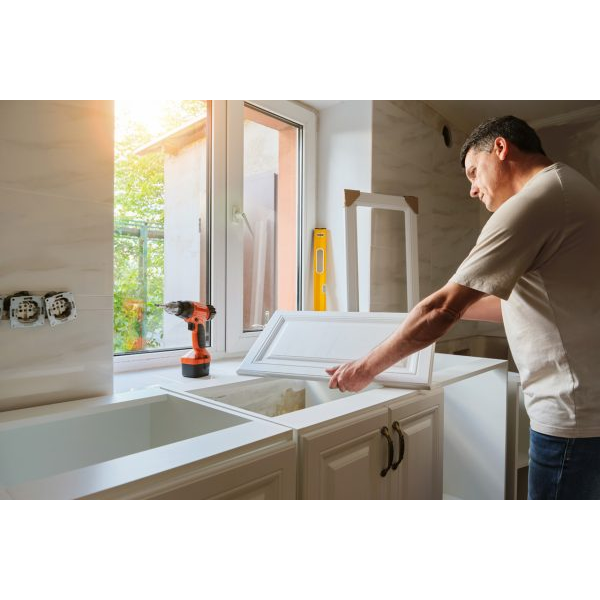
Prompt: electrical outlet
<box><xmin>9</xmin><ymin>294</ymin><xmax>45</xmax><ymax>328</ymax></box>
<box><xmin>44</xmin><ymin>291</ymin><xmax>77</xmax><ymax>326</ymax></box>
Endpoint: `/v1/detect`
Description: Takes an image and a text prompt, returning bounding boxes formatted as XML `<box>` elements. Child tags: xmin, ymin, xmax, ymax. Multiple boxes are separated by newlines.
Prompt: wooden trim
<box><xmin>344</xmin><ymin>188</ymin><xmax>361</xmax><ymax>207</ymax></box>
<box><xmin>404</xmin><ymin>195</ymin><xmax>419</xmax><ymax>214</ymax></box>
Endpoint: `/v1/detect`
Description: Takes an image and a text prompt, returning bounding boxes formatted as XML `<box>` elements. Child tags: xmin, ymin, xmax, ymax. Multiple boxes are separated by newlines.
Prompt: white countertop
<box><xmin>115</xmin><ymin>353</ymin><xmax>508</xmax><ymax>394</ymax></box>
<box><xmin>115</xmin><ymin>353</ymin><xmax>508</xmax><ymax>432</ymax></box>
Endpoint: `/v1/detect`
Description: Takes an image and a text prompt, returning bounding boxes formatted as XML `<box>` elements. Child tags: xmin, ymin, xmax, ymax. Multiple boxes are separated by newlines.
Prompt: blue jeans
<box><xmin>528</xmin><ymin>429</ymin><xmax>600</xmax><ymax>499</ymax></box>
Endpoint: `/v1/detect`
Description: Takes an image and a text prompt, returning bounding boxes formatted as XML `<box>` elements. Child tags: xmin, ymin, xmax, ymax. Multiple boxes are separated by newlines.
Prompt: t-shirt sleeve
<box><xmin>450</xmin><ymin>183</ymin><xmax>563</xmax><ymax>300</ymax></box>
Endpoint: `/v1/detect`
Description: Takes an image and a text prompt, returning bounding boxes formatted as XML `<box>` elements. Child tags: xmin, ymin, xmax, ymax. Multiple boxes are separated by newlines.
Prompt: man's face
<box><xmin>464</xmin><ymin>143</ymin><xmax>511</xmax><ymax>212</ymax></box>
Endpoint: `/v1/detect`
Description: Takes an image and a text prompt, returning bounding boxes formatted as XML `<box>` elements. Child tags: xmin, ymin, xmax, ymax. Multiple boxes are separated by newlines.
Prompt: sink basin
<box><xmin>0</xmin><ymin>392</ymin><xmax>249</xmax><ymax>488</ymax></box>
<box><xmin>186</xmin><ymin>378</ymin><xmax>381</xmax><ymax>418</ymax></box>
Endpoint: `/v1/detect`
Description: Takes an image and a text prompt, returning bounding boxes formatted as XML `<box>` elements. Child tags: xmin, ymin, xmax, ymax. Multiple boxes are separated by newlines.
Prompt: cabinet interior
<box><xmin>189</xmin><ymin>378</ymin><xmax>382</xmax><ymax>417</ymax></box>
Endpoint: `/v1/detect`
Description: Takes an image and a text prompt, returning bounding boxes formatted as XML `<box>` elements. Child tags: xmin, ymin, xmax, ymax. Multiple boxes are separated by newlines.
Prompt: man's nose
<box><xmin>469</xmin><ymin>182</ymin><xmax>479</xmax><ymax>198</ymax></box>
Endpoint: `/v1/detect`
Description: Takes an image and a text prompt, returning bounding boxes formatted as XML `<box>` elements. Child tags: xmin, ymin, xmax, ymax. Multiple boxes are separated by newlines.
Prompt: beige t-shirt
<box><xmin>451</xmin><ymin>163</ymin><xmax>600</xmax><ymax>437</ymax></box>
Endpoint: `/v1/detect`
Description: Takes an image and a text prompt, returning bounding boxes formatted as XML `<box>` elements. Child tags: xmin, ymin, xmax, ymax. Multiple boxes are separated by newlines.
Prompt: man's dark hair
<box><xmin>459</xmin><ymin>115</ymin><xmax>546</xmax><ymax>168</ymax></box>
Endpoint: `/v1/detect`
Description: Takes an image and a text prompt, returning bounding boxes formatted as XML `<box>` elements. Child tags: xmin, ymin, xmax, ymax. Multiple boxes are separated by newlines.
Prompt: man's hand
<box><xmin>325</xmin><ymin>282</ymin><xmax>486</xmax><ymax>394</ymax></box>
<box><xmin>326</xmin><ymin>359</ymin><xmax>374</xmax><ymax>393</ymax></box>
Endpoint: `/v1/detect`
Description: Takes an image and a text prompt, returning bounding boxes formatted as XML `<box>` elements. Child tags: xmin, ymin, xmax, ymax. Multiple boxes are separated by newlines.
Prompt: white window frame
<box><xmin>114</xmin><ymin>100</ymin><xmax>316</xmax><ymax>372</ymax></box>
<box><xmin>224</xmin><ymin>100</ymin><xmax>316</xmax><ymax>354</ymax></box>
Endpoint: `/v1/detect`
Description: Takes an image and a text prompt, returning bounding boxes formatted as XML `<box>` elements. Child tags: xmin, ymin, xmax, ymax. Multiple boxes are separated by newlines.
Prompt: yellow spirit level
<box><xmin>313</xmin><ymin>228</ymin><xmax>327</xmax><ymax>310</ymax></box>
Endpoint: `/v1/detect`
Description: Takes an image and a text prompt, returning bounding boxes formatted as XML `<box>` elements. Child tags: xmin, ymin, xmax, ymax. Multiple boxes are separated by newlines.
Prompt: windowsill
<box><xmin>113</xmin><ymin>356</ymin><xmax>255</xmax><ymax>394</ymax></box>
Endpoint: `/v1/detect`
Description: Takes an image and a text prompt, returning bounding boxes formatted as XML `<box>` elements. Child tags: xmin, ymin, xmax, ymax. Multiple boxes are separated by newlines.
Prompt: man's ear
<box><xmin>493</xmin><ymin>137</ymin><xmax>509</xmax><ymax>161</ymax></box>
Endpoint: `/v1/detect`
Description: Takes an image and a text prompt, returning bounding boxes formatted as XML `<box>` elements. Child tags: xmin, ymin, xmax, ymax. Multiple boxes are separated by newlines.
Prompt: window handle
<box><xmin>232</xmin><ymin>206</ymin><xmax>254</xmax><ymax>237</ymax></box>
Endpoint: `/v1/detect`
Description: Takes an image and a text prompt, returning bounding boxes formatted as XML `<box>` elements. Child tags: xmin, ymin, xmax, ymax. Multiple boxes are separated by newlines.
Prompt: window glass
<box><xmin>114</xmin><ymin>100</ymin><xmax>210</xmax><ymax>353</ymax></box>
<box><xmin>242</xmin><ymin>104</ymin><xmax>301</xmax><ymax>331</ymax></box>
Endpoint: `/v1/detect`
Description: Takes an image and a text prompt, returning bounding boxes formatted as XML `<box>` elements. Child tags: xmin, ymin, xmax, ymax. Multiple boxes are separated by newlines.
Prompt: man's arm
<box><xmin>327</xmin><ymin>282</ymin><xmax>486</xmax><ymax>392</ymax></box>
<box><xmin>461</xmin><ymin>294</ymin><xmax>503</xmax><ymax>323</ymax></box>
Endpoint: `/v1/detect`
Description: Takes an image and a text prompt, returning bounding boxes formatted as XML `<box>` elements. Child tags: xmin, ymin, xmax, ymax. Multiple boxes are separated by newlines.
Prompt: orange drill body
<box><xmin>156</xmin><ymin>301</ymin><xmax>216</xmax><ymax>378</ymax></box>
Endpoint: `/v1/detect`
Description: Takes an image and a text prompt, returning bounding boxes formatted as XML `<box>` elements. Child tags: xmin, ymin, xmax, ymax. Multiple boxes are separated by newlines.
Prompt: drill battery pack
<box><xmin>181</xmin><ymin>361</ymin><xmax>210</xmax><ymax>378</ymax></box>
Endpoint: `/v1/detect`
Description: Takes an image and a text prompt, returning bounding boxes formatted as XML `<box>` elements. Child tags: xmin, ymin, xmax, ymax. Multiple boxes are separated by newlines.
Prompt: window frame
<box><xmin>224</xmin><ymin>100</ymin><xmax>316</xmax><ymax>354</ymax></box>
<box><xmin>114</xmin><ymin>100</ymin><xmax>316</xmax><ymax>371</ymax></box>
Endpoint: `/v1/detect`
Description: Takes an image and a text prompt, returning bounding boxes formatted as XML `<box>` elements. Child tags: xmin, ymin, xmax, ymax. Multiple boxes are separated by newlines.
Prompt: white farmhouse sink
<box><xmin>0</xmin><ymin>391</ymin><xmax>249</xmax><ymax>489</ymax></box>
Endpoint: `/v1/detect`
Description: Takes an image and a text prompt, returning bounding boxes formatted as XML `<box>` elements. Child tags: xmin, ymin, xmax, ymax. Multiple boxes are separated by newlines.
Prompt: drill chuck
<box><xmin>156</xmin><ymin>301</ymin><xmax>216</xmax><ymax>320</ymax></box>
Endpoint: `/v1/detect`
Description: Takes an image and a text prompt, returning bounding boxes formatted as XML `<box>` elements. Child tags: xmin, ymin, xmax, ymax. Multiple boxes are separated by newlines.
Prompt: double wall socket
<box><xmin>1</xmin><ymin>291</ymin><xmax>77</xmax><ymax>328</ymax></box>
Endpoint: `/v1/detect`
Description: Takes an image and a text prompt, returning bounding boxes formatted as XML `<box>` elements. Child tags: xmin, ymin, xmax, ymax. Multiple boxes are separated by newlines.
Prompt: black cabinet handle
<box><xmin>391</xmin><ymin>421</ymin><xmax>405</xmax><ymax>470</ymax></box>
<box><xmin>380</xmin><ymin>426</ymin><xmax>394</xmax><ymax>477</ymax></box>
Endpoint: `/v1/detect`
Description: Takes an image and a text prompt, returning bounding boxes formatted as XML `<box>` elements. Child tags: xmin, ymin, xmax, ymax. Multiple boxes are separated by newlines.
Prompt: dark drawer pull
<box><xmin>391</xmin><ymin>421</ymin><xmax>405</xmax><ymax>470</ymax></box>
<box><xmin>380</xmin><ymin>426</ymin><xmax>394</xmax><ymax>477</ymax></box>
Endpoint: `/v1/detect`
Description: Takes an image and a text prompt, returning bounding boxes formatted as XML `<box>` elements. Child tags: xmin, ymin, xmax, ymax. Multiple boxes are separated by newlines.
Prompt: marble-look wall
<box><xmin>539</xmin><ymin>118</ymin><xmax>600</xmax><ymax>189</ymax></box>
<box><xmin>0</xmin><ymin>101</ymin><xmax>114</xmax><ymax>411</ymax></box>
<box><xmin>370</xmin><ymin>100</ymin><xmax>484</xmax><ymax>340</ymax></box>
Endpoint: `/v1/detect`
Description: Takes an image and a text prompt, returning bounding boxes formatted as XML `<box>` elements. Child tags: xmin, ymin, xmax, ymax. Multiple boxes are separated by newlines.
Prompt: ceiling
<box><xmin>302</xmin><ymin>100</ymin><xmax>341</xmax><ymax>111</ymax></box>
<box><xmin>424</xmin><ymin>100</ymin><xmax>600</xmax><ymax>133</ymax></box>
<box><xmin>301</xmin><ymin>100</ymin><xmax>600</xmax><ymax>132</ymax></box>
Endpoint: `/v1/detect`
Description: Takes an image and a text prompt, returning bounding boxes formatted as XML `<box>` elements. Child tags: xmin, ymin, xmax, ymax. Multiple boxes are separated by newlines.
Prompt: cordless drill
<box><xmin>156</xmin><ymin>301</ymin><xmax>216</xmax><ymax>377</ymax></box>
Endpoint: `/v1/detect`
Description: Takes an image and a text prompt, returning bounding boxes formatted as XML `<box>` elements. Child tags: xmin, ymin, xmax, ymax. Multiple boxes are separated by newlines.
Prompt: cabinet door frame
<box><xmin>298</xmin><ymin>407</ymin><xmax>390</xmax><ymax>500</ymax></box>
<box><xmin>388</xmin><ymin>390</ymin><xmax>444</xmax><ymax>500</ymax></box>
<box><xmin>344</xmin><ymin>190</ymin><xmax>419</xmax><ymax>312</ymax></box>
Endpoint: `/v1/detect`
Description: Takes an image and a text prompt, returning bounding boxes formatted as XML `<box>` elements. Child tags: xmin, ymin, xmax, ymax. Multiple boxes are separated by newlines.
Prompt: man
<box><xmin>327</xmin><ymin>115</ymin><xmax>600</xmax><ymax>500</ymax></box>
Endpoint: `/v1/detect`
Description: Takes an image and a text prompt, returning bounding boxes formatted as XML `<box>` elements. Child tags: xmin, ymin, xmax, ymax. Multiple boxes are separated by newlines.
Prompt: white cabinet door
<box><xmin>151</xmin><ymin>443</ymin><xmax>296</xmax><ymax>500</ymax></box>
<box><xmin>237</xmin><ymin>311</ymin><xmax>434</xmax><ymax>389</ymax></box>
<box><xmin>299</xmin><ymin>408</ymin><xmax>390</xmax><ymax>499</ymax></box>
<box><xmin>388</xmin><ymin>390</ymin><xmax>443</xmax><ymax>500</ymax></box>
<box><xmin>94</xmin><ymin>441</ymin><xmax>296</xmax><ymax>500</ymax></box>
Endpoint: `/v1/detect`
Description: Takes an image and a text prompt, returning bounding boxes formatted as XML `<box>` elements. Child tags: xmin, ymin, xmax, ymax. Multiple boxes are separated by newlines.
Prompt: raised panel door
<box><xmin>389</xmin><ymin>391</ymin><xmax>443</xmax><ymax>500</ymax></box>
<box><xmin>140</xmin><ymin>443</ymin><xmax>296</xmax><ymax>500</ymax></box>
<box><xmin>299</xmin><ymin>408</ymin><xmax>389</xmax><ymax>499</ymax></box>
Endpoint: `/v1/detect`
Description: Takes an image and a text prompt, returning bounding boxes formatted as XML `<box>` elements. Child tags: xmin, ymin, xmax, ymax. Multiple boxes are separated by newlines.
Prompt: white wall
<box><xmin>0</xmin><ymin>101</ymin><xmax>114</xmax><ymax>411</ymax></box>
<box><xmin>317</xmin><ymin>101</ymin><xmax>372</xmax><ymax>310</ymax></box>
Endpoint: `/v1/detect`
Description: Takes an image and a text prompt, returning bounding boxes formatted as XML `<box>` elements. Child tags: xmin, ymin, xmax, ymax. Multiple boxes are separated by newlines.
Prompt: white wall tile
<box><xmin>0</xmin><ymin>308</ymin><xmax>113</xmax><ymax>411</ymax></box>
<box><xmin>0</xmin><ymin>187</ymin><xmax>113</xmax><ymax>295</ymax></box>
<box><xmin>0</xmin><ymin>100</ymin><xmax>113</xmax><ymax>203</ymax></box>
<box><xmin>0</xmin><ymin>101</ymin><xmax>114</xmax><ymax>411</ymax></box>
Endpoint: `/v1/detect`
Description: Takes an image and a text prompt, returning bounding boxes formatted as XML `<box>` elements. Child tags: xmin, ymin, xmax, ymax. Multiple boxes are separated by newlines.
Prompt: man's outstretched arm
<box><xmin>327</xmin><ymin>282</ymin><xmax>487</xmax><ymax>392</ymax></box>
<box><xmin>461</xmin><ymin>294</ymin><xmax>502</xmax><ymax>323</ymax></box>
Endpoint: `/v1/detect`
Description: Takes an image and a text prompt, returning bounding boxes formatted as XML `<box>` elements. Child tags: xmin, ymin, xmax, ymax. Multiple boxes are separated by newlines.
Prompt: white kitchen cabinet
<box><xmin>299</xmin><ymin>407</ymin><xmax>389</xmax><ymax>499</ymax></box>
<box><xmin>297</xmin><ymin>390</ymin><xmax>443</xmax><ymax>500</ymax></box>
<box><xmin>388</xmin><ymin>390</ymin><xmax>443</xmax><ymax>500</ymax></box>
<box><xmin>505</xmin><ymin>372</ymin><xmax>530</xmax><ymax>500</ymax></box>
<box><xmin>128</xmin><ymin>442</ymin><xmax>296</xmax><ymax>500</ymax></box>
<box><xmin>436</xmin><ymin>355</ymin><xmax>509</xmax><ymax>499</ymax></box>
<box><xmin>158</xmin><ymin>308</ymin><xmax>509</xmax><ymax>501</ymax></box>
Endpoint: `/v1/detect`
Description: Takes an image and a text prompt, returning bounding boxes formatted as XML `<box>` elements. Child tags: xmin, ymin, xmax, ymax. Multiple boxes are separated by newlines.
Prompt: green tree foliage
<box><xmin>113</xmin><ymin>101</ymin><xmax>207</xmax><ymax>353</ymax></box>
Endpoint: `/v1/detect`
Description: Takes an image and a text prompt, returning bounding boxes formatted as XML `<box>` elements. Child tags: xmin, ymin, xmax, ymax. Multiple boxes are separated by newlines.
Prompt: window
<box><xmin>114</xmin><ymin>100</ymin><xmax>316</xmax><ymax>368</ymax></box>
<box><xmin>114</xmin><ymin>100</ymin><xmax>210</xmax><ymax>355</ymax></box>
<box><xmin>241</xmin><ymin>104</ymin><xmax>301</xmax><ymax>332</ymax></box>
